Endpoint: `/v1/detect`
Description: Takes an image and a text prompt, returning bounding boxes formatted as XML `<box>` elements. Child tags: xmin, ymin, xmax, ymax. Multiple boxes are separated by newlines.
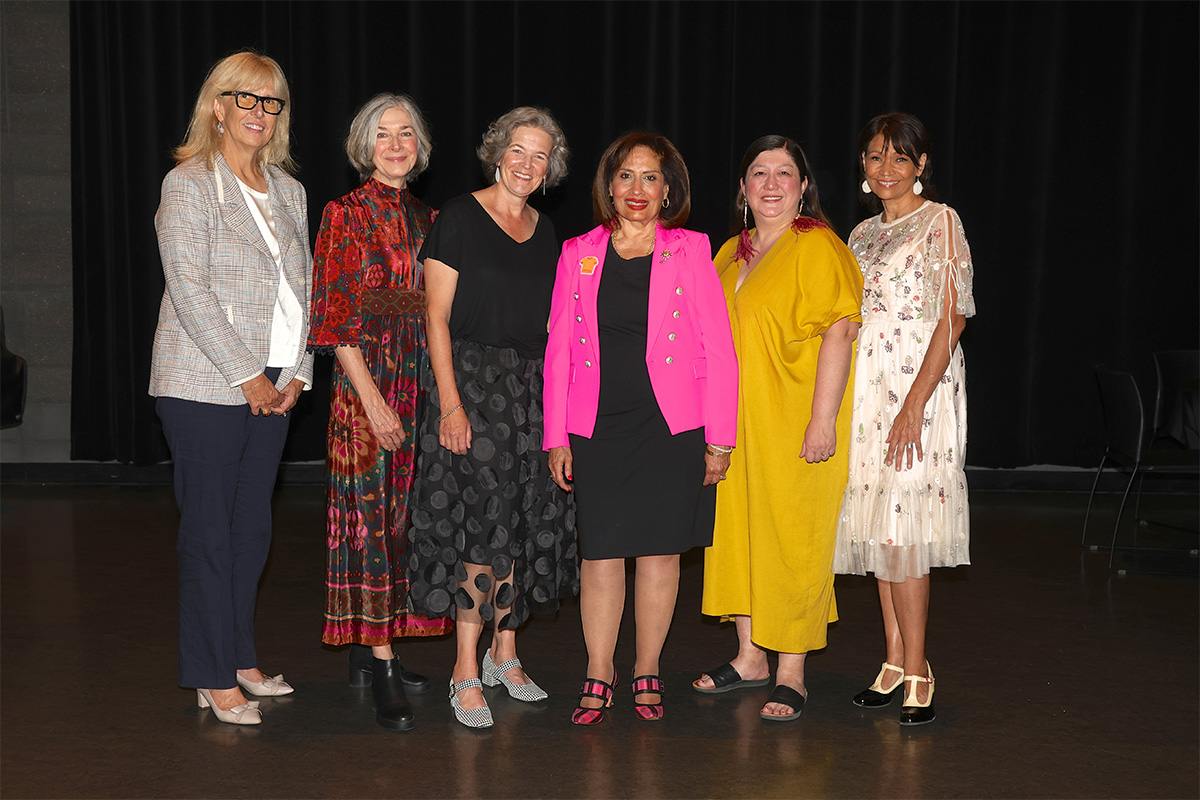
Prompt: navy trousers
<box><xmin>157</xmin><ymin>386</ymin><xmax>290</xmax><ymax>689</ymax></box>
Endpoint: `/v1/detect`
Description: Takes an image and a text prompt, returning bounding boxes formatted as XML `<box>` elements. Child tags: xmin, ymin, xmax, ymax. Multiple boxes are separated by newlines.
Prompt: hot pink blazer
<box><xmin>543</xmin><ymin>224</ymin><xmax>738</xmax><ymax>450</ymax></box>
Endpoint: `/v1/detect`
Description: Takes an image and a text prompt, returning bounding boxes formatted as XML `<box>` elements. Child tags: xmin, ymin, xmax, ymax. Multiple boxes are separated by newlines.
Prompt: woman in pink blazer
<box><xmin>544</xmin><ymin>132</ymin><xmax>737</xmax><ymax>724</ymax></box>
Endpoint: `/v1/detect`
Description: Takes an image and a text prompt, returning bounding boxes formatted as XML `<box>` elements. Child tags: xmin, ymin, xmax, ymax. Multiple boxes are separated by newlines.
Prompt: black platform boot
<box><xmin>348</xmin><ymin>644</ymin><xmax>431</xmax><ymax>693</ymax></box>
<box><xmin>371</xmin><ymin>655</ymin><xmax>415</xmax><ymax>731</ymax></box>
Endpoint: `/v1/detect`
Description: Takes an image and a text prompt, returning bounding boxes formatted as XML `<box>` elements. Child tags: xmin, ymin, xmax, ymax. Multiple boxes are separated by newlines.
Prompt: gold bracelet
<box><xmin>706</xmin><ymin>444</ymin><xmax>734</xmax><ymax>455</ymax></box>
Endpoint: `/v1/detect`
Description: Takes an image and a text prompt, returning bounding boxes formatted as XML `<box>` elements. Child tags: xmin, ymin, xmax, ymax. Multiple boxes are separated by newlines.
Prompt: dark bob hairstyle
<box><xmin>736</xmin><ymin>134</ymin><xmax>834</xmax><ymax>234</ymax></box>
<box><xmin>592</xmin><ymin>132</ymin><xmax>691</xmax><ymax>230</ymax></box>
<box><xmin>857</xmin><ymin>111</ymin><xmax>936</xmax><ymax>212</ymax></box>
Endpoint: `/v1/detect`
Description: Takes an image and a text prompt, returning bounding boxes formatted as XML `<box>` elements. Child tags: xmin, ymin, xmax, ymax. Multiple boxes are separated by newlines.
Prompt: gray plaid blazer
<box><xmin>149</xmin><ymin>154</ymin><xmax>315</xmax><ymax>404</ymax></box>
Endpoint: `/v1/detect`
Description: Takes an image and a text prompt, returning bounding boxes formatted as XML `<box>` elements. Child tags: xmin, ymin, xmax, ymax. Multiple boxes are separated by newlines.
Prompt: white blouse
<box><xmin>235</xmin><ymin>176</ymin><xmax>305</xmax><ymax>371</ymax></box>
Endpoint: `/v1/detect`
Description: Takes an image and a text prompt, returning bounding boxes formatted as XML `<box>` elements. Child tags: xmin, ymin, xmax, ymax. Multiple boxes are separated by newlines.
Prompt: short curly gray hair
<box><xmin>476</xmin><ymin>106</ymin><xmax>569</xmax><ymax>189</ymax></box>
<box><xmin>345</xmin><ymin>92</ymin><xmax>433</xmax><ymax>183</ymax></box>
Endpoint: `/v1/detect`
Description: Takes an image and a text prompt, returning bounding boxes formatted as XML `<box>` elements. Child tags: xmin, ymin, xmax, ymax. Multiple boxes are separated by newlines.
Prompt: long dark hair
<box><xmin>857</xmin><ymin>112</ymin><xmax>936</xmax><ymax>213</ymax></box>
<box><xmin>735</xmin><ymin>135</ymin><xmax>834</xmax><ymax>235</ymax></box>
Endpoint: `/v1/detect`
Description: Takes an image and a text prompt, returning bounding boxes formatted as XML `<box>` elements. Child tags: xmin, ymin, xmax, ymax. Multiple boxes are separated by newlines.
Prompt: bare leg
<box><xmin>693</xmin><ymin>614</ymin><xmax>771</xmax><ymax>689</ymax></box>
<box><xmin>490</xmin><ymin>570</ymin><xmax>533</xmax><ymax>685</ymax></box>
<box><xmin>451</xmin><ymin>562</ymin><xmax>493</xmax><ymax>711</ymax></box>
<box><xmin>872</xmin><ymin>578</ymin><xmax>904</xmax><ymax>693</ymax></box>
<box><xmin>632</xmin><ymin>554</ymin><xmax>680</xmax><ymax>704</ymax></box>
<box><xmin>890</xmin><ymin>574</ymin><xmax>931</xmax><ymax>703</ymax></box>
<box><xmin>761</xmin><ymin>651</ymin><xmax>808</xmax><ymax>717</ymax></box>
<box><xmin>579</xmin><ymin>557</ymin><xmax>625</xmax><ymax>708</ymax></box>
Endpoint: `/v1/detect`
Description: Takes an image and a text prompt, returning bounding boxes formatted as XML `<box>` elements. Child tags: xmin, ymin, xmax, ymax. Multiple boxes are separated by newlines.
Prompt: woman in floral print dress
<box><xmin>307</xmin><ymin>93</ymin><xmax>451</xmax><ymax>731</ymax></box>
<box><xmin>833</xmin><ymin>112</ymin><xmax>975</xmax><ymax>727</ymax></box>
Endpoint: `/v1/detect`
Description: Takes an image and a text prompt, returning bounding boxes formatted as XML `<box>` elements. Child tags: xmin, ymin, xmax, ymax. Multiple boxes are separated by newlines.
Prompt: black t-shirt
<box><xmin>418</xmin><ymin>193</ymin><xmax>559</xmax><ymax>359</ymax></box>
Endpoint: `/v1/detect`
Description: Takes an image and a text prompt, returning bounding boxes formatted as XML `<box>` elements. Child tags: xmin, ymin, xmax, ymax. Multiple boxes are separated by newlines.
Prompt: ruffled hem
<box><xmin>307</xmin><ymin>342</ymin><xmax>360</xmax><ymax>356</ymax></box>
<box><xmin>833</xmin><ymin>465</ymin><xmax>970</xmax><ymax>581</ymax></box>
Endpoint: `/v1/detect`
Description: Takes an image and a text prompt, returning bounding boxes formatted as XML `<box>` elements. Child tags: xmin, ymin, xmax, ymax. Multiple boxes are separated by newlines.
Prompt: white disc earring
<box><xmin>913</xmin><ymin>178</ymin><xmax>924</xmax><ymax>196</ymax></box>
<box><xmin>861</xmin><ymin>179</ymin><xmax>871</xmax><ymax>194</ymax></box>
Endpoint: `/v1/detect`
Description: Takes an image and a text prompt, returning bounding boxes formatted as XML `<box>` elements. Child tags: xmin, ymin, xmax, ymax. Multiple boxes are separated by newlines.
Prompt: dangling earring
<box><xmin>861</xmin><ymin>179</ymin><xmax>871</xmax><ymax>194</ymax></box>
<box><xmin>662</xmin><ymin>196</ymin><xmax>670</xmax><ymax>209</ymax></box>
<box><xmin>217</xmin><ymin>121</ymin><xmax>224</xmax><ymax>135</ymax></box>
<box><xmin>913</xmin><ymin>176</ymin><xmax>924</xmax><ymax>196</ymax></box>
<box><xmin>494</xmin><ymin>167</ymin><xmax>501</xmax><ymax>183</ymax></box>
<box><xmin>736</xmin><ymin>198</ymin><xmax>754</xmax><ymax>264</ymax></box>
<box><xmin>797</xmin><ymin>199</ymin><xmax>805</xmax><ymax>217</ymax></box>
<box><xmin>542</xmin><ymin>179</ymin><xmax>546</xmax><ymax>196</ymax></box>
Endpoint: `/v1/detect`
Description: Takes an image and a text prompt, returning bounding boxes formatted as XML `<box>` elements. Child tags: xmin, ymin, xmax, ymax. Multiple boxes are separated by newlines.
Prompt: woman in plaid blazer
<box><xmin>149</xmin><ymin>51</ymin><xmax>313</xmax><ymax>726</ymax></box>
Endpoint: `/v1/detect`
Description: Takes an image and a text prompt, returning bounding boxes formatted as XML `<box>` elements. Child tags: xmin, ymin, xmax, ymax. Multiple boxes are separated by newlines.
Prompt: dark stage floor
<box><xmin>1</xmin><ymin>485</ymin><xmax>1196</xmax><ymax>799</ymax></box>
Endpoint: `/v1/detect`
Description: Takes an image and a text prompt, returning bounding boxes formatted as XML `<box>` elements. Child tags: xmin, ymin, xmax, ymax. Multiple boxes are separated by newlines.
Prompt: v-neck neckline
<box><xmin>469</xmin><ymin>194</ymin><xmax>541</xmax><ymax>245</ymax></box>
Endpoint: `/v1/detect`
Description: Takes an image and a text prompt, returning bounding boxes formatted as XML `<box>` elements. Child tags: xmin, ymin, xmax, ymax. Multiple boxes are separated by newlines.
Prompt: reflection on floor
<box><xmin>1</xmin><ymin>485</ymin><xmax>1196</xmax><ymax>799</ymax></box>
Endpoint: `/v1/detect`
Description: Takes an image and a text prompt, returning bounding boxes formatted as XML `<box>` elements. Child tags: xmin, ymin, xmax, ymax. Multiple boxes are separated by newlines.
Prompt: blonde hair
<box><xmin>172</xmin><ymin>50</ymin><xmax>296</xmax><ymax>174</ymax></box>
<box><xmin>345</xmin><ymin>93</ymin><xmax>433</xmax><ymax>183</ymax></box>
<box><xmin>476</xmin><ymin>106</ymin><xmax>570</xmax><ymax>188</ymax></box>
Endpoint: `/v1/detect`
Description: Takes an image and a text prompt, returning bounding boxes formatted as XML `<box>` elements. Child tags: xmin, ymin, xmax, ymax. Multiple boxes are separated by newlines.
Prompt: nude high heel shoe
<box><xmin>236</xmin><ymin>672</ymin><xmax>294</xmax><ymax>697</ymax></box>
<box><xmin>196</xmin><ymin>688</ymin><xmax>262</xmax><ymax>726</ymax></box>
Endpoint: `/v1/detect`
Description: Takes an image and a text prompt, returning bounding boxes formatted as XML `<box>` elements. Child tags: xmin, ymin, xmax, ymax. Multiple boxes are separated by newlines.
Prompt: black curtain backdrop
<box><xmin>70</xmin><ymin>0</ymin><xmax>1199</xmax><ymax>467</ymax></box>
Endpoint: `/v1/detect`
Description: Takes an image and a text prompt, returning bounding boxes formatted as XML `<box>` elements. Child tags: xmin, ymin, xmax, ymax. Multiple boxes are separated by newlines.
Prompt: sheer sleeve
<box><xmin>306</xmin><ymin>198</ymin><xmax>364</xmax><ymax>353</ymax></box>
<box><xmin>922</xmin><ymin>205</ymin><xmax>976</xmax><ymax>321</ymax></box>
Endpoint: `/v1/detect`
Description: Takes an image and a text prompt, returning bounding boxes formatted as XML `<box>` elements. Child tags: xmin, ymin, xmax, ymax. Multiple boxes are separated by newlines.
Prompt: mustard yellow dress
<box><xmin>701</xmin><ymin>220</ymin><xmax>864</xmax><ymax>654</ymax></box>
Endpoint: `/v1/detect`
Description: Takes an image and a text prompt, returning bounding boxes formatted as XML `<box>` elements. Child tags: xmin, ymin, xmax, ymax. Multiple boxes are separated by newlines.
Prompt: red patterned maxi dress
<box><xmin>308</xmin><ymin>178</ymin><xmax>453</xmax><ymax>644</ymax></box>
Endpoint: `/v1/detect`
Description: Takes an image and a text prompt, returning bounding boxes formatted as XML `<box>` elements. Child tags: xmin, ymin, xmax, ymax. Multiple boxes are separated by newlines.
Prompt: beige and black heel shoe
<box><xmin>899</xmin><ymin>663</ymin><xmax>936</xmax><ymax>726</ymax></box>
<box><xmin>852</xmin><ymin>661</ymin><xmax>904</xmax><ymax>708</ymax></box>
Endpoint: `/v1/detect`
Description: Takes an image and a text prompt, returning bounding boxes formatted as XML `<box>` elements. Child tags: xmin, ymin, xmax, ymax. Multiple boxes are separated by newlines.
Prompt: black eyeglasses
<box><xmin>220</xmin><ymin>91</ymin><xmax>285</xmax><ymax>115</ymax></box>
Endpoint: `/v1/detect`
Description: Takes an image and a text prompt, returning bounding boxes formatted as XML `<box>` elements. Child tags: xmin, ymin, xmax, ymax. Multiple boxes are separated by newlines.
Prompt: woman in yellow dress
<box><xmin>694</xmin><ymin>135</ymin><xmax>863</xmax><ymax>721</ymax></box>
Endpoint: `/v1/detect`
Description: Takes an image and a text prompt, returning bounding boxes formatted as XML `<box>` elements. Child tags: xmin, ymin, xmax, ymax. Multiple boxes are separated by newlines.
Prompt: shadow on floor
<box><xmin>1</xmin><ymin>486</ymin><xmax>1196</xmax><ymax>799</ymax></box>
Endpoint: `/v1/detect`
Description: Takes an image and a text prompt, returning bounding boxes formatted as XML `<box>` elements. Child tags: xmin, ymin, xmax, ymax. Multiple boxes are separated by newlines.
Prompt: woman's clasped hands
<box><xmin>240</xmin><ymin>374</ymin><xmax>303</xmax><ymax>417</ymax></box>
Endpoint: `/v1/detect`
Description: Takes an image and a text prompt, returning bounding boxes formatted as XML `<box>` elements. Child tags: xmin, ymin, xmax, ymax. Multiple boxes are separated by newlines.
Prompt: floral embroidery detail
<box><xmin>835</xmin><ymin>202</ymin><xmax>974</xmax><ymax>581</ymax></box>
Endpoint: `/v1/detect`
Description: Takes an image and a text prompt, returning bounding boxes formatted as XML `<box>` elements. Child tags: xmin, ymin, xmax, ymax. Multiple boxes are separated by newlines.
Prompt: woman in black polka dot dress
<box><xmin>406</xmin><ymin>108</ymin><xmax>579</xmax><ymax>728</ymax></box>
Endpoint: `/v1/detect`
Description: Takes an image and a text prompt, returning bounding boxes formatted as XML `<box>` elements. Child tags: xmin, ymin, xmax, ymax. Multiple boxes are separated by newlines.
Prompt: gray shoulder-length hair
<box><xmin>345</xmin><ymin>92</ymin><xmax>433</xmax><ymax>182</ymax></box>
<box><xmin>476</xmin><ymin>106</ymin><xmax>569</xmax><ymax>188</ymax></box>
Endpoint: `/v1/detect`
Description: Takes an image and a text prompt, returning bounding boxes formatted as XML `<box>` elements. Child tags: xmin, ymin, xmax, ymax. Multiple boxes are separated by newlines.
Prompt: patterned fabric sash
<box><xmin>362</xmin><ymin>288</ymin><xmax>426</xmax><ymax>316</ymax></box>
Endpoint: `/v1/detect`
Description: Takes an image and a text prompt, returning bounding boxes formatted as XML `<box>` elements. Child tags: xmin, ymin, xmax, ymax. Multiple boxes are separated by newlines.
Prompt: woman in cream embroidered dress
<box><xmin>834</xmin><ymin>112</ymin><xmax>975</xmax><ymax>727</ymax></box>
<box><xmin>696</xmin><ymin>136</ymin><xmax>862</xmax><ymax>722</ymax></box>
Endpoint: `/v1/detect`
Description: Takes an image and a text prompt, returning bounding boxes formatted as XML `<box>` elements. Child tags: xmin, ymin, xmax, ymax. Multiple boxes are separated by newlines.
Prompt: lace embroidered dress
<box><xmin>833</xmin><ymin>201</ymin><xmax>976</xmax><ymax>581</ymax></box>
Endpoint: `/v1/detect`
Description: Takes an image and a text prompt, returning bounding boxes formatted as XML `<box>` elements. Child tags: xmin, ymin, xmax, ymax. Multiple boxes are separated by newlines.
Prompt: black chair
<box><xmin>0</xmin><ymin>307</ymin><xmax>27</xmax><ymax>430</ymax></box>
<box><xmin>1150</xmin><ymin>350</ymin><xmax>1199</xmax><ymax>449</ymax></box>
<box><xmin>1080</xmin><ymin>366</ymin><xmax>1199</xmax><ymax>571</ymax></box>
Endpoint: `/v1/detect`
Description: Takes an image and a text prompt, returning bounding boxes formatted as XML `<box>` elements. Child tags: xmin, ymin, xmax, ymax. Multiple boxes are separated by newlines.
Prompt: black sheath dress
<box><xmin>569</xmin><ymin>241</ymin><xmax>715</xmax><ymax>560</ymax></box>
